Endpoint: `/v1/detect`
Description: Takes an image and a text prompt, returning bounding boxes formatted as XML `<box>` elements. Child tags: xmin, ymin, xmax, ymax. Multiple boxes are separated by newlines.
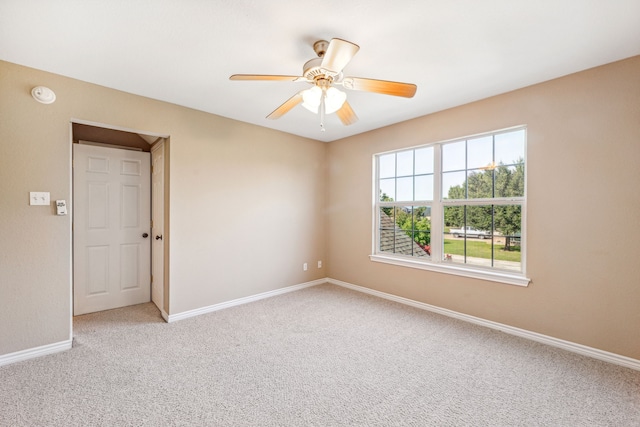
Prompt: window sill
<box><xmin>369</xmin><ymin>254</ymin><xmax>530</xmax><ymax>287</ymax></box>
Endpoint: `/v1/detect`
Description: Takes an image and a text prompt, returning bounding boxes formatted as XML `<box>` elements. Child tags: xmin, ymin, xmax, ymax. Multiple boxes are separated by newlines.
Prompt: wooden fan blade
<box><xmin>336</xmin><ymin>101</ymin><xmax>358</xmax><ymax>126</ymax></box>
<box><xmin>266</xmin><ymin>92</ymin><xmax>304</xmax><ymax>119</ymax></box>
<box><xmin>321</xmin><ymin>39</ymin><xmax>360</xmax><ymax>74</ymax></box>
<box><xmin>342</xmin><ymin>77</ymin><xmax>417</xmax><ymax>98</ymax></box>
<box><xmin>229</xmin><ymin>74</ymin><xmax>303</xmax><ymax>81</ymax></box>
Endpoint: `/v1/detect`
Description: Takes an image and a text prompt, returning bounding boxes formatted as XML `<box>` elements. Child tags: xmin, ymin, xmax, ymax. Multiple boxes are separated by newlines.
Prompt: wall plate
<box><xmin>30</xmin><ymin>192</ymin><xmax>50</xmax><ymax>205</ymax></box>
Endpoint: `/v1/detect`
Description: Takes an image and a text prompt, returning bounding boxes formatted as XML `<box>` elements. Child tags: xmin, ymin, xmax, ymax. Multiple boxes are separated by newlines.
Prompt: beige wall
<box><xmin>327</xmin><ymin>56</ymin><xmax>640</xmax><ymax>359</ymax></box>
<box><xmin>0</xmin><ymin>60</ymin><xmax>326</xmax><ymax>355</ymax></box>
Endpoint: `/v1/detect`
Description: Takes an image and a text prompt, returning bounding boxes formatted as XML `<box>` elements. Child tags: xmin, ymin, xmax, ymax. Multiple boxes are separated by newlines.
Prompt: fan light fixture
<box><xmin>230</xmin><ymin>38</ymin><xmax>417</xmax><ymax>131</ymax></box>
<box><xmin>301</xmin><ymin>86</ymin><xmax>347</xmax><ymax>114</ymax></box>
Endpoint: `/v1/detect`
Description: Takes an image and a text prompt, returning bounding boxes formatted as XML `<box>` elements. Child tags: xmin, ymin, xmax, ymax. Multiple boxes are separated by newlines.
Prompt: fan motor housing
<box><xmin>303</xmin><ymin>57</ymin><xmax>339</xmax><ymax>81</ymax></box>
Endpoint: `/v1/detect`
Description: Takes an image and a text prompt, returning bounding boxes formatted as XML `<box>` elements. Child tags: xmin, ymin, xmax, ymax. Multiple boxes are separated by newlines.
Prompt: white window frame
<box><xmin>370</xmin><ymin>126</ymin><xmax>530</xmax><ymax>287</ymax></box>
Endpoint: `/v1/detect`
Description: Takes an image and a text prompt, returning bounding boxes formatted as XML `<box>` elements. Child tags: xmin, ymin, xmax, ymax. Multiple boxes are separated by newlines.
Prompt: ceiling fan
<box><xmin>230</xmin><ymin>38</ymin><xmax>417</xmax><ymax>131</ymax></box>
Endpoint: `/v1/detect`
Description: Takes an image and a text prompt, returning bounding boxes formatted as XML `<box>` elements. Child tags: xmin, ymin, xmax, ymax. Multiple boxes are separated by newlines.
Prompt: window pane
<box><xmin>394</xmin><ymin>206</ymin><xmax>415</xmax><ymax>256</ymax></box>
<box><xmin>467</xmin><ymin>170</ymin><xmax>494</xmax><ymax>199</ymax></box>
<box><xmin>415</xmin><ymin>174</ymin><xmax>433</xmax><ymax>201</ymax></box>
<box><xmin>466</xmin><ymin>205</ymin><xmax>493</xmax><ymax>236</ymax></box>
<box><xmin>494</xmin><ymin>205</ymin><xmax>521</xmax><ymax>241</ymax></box>
<box><xmin>442</xmin><ymin>140</ymin><xmax>465</xmax><ymax>172</ymax></box>
<box><xmin>396</xmin><ymin>177</ymin><xmax>413</xmax><ymax>201</ymax></box>
<box><xmin>494</xmin><ymin>205</ymin><xmax>522</xmax><ymax>271</ymax></box>
<box><xmin>442</xmin><ymin>171</ymin><xmax>466</xmax><ymax>199</ymax></box>
<box><xmin>495</xmin><ymin>129</ymin><xmax>525</xmax><ymax>166</ymax></box>
<box><xmin>444</xmin><ymin>206</ymin><xmax>464</xmax><ymax>232</ymax></box>
<box><xmin>379</xmin><ymin>178</ymin><xmax>395</xmax><ymax>201</ymax></box>
<box><xmin>413</xmin><ymin>206</ymin><xmax>432</xmax><ymax>253</ymax></box>
<box><xmin>495</xmin><ymin>165</ymin><xmax>525</xmax><ymax>197</ymax></box>
<box><xmin>397</xmin><ymin>150</ymin><xmax>414</xmax><ymax>177</ymax></box>
<box><xmin>443</xmin><ymin>205</ymin><xmax>464</xmax><ymax>264</ymax></box>
<box><xmin>464</xmin><ymin>239</ymin><xmax>492</xmax><ymax>268</ymax></box>
<box><xmin>467</xmin><ymin>135</ymin><xmax>493</xmax><ymax>170</ymax></box>
<box><xmin>415</xmin><ymin>147</ymin><xmax>434</xmax><ymax>174</ymax></box>
<box><xmin>379</xmin><ymin>206</ymin><xmax>396</xmax><ymax>254</ymax></box>
<box><xmin>379</xmin><ymin>153</ymin><xmax>395</xmax><ymax>178</ymax></box>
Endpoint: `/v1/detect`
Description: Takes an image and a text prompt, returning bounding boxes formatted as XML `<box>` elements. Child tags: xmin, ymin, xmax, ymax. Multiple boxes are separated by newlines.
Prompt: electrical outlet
<box><xmin>303</xmin><ymin>263</ymin><xmax>308</xmax><ymax>271</ymax></box>
<box><xmin>318</xmin><ymin>260</ymin><xmax>322</xmax><ymax>269</ymax></box>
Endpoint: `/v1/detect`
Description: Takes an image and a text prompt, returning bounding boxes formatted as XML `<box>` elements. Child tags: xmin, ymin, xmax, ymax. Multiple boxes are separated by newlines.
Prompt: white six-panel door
<box><xmin>73</xmin><ymin>144</ymin><xmax>151</xmax><ymax>315</ymax></box>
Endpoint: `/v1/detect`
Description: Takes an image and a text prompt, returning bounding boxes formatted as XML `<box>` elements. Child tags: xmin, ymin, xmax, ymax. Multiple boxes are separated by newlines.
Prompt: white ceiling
<box><xmin>1</xmin><ymin>1</ymin><xmax>639</xmax><ymax>142</ymax></box>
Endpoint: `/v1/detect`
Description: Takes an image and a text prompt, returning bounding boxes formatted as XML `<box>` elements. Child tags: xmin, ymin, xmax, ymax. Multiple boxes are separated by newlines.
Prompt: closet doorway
<box><xmin>71</xmin><ymin>121</ymin><xmax>168</xmax><ymax>317</ymax></box>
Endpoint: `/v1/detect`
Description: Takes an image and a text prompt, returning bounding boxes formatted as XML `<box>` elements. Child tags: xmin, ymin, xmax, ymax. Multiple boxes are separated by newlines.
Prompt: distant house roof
<box><xmin>379</xmin><ymin>212</ymin><xmax>429</xmax><ymax>258</ymax></box>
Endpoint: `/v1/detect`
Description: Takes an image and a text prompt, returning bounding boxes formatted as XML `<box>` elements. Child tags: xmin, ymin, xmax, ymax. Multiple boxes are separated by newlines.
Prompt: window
<box><xmin>373</xmin><ymin>127</ymin><xmax>529</xmax><ymax>286</ymax></box>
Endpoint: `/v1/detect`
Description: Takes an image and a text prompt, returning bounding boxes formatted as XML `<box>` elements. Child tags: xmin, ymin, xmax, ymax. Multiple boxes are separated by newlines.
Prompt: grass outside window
<box><xmin>444</xmin><ymin>239</ymin><xmax>521</xmax><ymax>262</ymax></box>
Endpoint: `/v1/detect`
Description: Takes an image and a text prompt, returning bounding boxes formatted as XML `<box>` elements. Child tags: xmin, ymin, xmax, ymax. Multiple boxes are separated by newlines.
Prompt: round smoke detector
<box><xmin>31</xmin><ymin>86</ymin><xmax>56</xmax><ymax>104</ymax></box>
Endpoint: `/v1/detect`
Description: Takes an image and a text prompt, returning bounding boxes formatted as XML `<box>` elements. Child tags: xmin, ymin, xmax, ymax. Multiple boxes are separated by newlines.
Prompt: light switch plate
<box><xmin>30</xmin><ymin>192</ymin><xmax>50</xmax><ymax>205</ymax></box>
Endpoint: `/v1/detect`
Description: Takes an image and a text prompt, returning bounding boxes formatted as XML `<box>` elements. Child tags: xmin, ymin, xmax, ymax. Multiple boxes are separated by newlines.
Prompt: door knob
<box><xmin>155</xmin><ymin>235</ymin><xmax>163</xmax><ymax>240</ymax></box>
<box><xmin>142</xmin><ymin>233</ymin><xmax>149</xmax><ymax>238</ymax></box>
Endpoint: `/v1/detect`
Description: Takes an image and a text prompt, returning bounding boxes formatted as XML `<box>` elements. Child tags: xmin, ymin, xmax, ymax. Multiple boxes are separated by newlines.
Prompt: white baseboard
<box><xmin>0</xmin><ymin>339</ymin><xmax>72</xmax><ymax>367</ymax></box>
<box><xmin>327</xmin><ymin>278</ymin><xmax>640</xmax><ymax>371</ymax></box>
<box><xmin>166</xmin><ymin>278</ymin><xmax>327</xmax><ymax>323</ymax></box>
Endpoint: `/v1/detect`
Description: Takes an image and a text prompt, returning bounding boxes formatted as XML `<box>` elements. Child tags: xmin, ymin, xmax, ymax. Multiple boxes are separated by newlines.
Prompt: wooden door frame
<box><xmin>151</xmin><ymin>139</ymin><xmax>168</xmax><ymax>317</ymax></box>
<box><xmin>69</xmin><ymin>119</ymin><xmax>170</xmax><ymax>324</ymax></box>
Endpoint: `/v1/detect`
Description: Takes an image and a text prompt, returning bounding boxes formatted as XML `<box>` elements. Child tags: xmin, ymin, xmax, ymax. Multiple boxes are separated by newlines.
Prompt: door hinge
<box><xmin>150</xmin><ymin>220</ymin><xmax>153</xmax><ymax>228</ymax></box>
<box><xmin>151</xmin><ymin>274</ymin><xmax>153</xmax><ymax>283</ymax></box>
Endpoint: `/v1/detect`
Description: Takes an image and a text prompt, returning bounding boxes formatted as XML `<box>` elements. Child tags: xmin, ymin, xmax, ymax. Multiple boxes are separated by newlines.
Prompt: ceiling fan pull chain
<box><xmin>319</xmin><ymin>90</ymin><xmax>327</xmax><ymax>132</ymax></box>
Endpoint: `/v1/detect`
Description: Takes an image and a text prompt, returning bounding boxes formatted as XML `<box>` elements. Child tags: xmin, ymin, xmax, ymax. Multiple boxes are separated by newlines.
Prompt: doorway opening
<box><xmin>71</xmin><ymin>120</ymin><xmax>169</xmax><ymax>319</ymax></box>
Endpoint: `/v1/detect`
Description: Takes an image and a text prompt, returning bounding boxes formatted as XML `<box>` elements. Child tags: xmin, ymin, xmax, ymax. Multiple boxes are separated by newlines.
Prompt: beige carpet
<box><xmin>1</xmin><ymin>283</ymin><xmax>639</xmax><ymax>426</ymax></box>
